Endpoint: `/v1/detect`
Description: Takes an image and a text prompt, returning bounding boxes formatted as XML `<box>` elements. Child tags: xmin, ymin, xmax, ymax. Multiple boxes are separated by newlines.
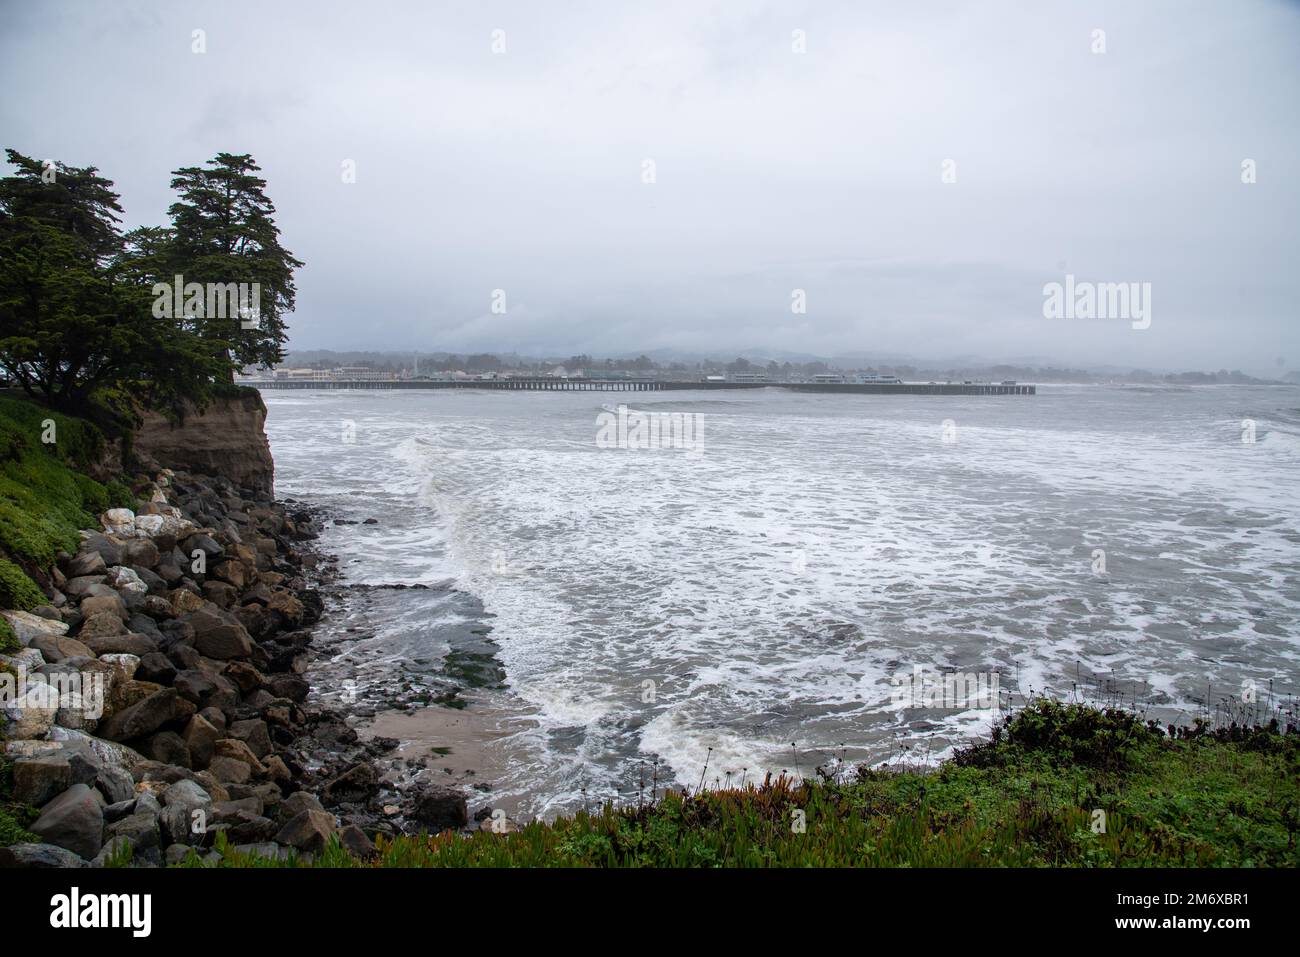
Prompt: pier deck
<box><xmin>249</xmin><ymin>379</ymin><xmax>1036</xmax><ymax>396</ymax></box>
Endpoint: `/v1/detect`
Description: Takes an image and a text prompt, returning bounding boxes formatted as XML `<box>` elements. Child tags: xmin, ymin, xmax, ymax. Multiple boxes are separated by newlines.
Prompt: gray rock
<box><xmin>30</xmin><ymin>783</ymin><xmax>104</xmax><ymax>860</ymax></box>
<box><xmin>64</xmin><ymin>576</ymin><xmax>108</xmax><ymax>599</ymax></box>
<box><xmin>338</xmin><ymin>823</ymin><xmax>377</xmax><ymax>858</ymax></box>
<box><xmin>29</xmin><ymin>634</ymin><xmax>94</xmax><ymax>663</ymax></box>
<box><xmin>81</xmin><ymin>533</ymin><xmax>124</xmax><ymax>566</ymax></box>
<box><xmin>278</xmin><ymin>790</ymin><xmax>324</xmax><ymax>821</ymax></box>
<box><xmin>135</xmin><ymin>651</ymin><xmax>176</xmax><ymax>685</ymax></box>
<box><xmin>230</xmin><ymin>841</ymin><xmax>292</xmax><ymax>861</ymax></box>
<box><xmin>96</xmin><ymin>688</ymin><xmax>185</xmax><ymax>742</ymax></box>
<box><xmin>207</xmin><ymin>755</ymin><xmax>250</xmax><ymax>784</ymax></box>
<box><xmin>162</xmin><ymin>778</ymin><xmax>211</xmax><ymax>810</ymax></box>
<box><xmin>136</xmin><ymin>791</ymin><xmax>163</xmax><ymax>817</ymax></box>
<box><xmin>77</xmin><ymin>612</ymin><xmax>126</xmax><ymax>639</ymax></box>
<box><xmin>105</xmin><ymin>811</ymin><xmax>160</xmax><ymax>854</ymax></box>
<box><xmin>0</xmin><ymin>842</ymin><xmax>88</xmax><ymax>868</ymax></box>
<box><xmin>96</xmin><ymin>764</ymin><xmax>136</xmax><ymax>805</ymax></box>
<box><xmin>144</xmin><ymin>731</ymin><xmax>191</xmax><ymax>768</ymax></box>
<box><xmin>79</xmin><ymin>593</ymin><xmax>127</xmax><ymax>620</ymax></box>
<box><xmin>273</xmin><ymin>809</ymin><xmax>336</xmax><ymax>852</ymax></box>
<box><xmin>411</xmin><ymin>785</ymin><xmax>469</xmax><ymax>832</ymax></box>
<box><xmin>122</xmin><ymin>538</ymin><xmax>160</xmax><ymax>568</ymax></box>
<box><xmin>67</xmin><ymin>551</ymin><xmax>107</xmax><ymax>578</ymax></box>
<box><xmin>127</xmin><ymin>613</ymin><xmax>164</xmax><ymax>642</ymax></box>
<box><xmin>103</xmin><ymin>799</ymin><xmax>137</xmax><ymax>824</ymax></box>
<box><xmin>223</xmin><ymin>811</ymin><xmax>278</xmax><ymax>843</ymax></box>
<box><xmin>165</xmin><ymin>843</ymin><xmax>201</xmax><ymax>865</ymax></box>
<box><xmin>228</xmin><ymin>718</ymin><xmax>272</xmax><ymax>759</ymax></box>
<box><xmin>130</xmin><ymin>565</ymin><xmax>167</xmax><ymax>595</ymax></box>
<box><xmin>11</xmin><ymin>756</ymin><xmax>70</xmax><ymax>807</ymax></box>
<box><xmin>181</xmin><ymin>534</ymin><xmax>224</xmax><ymax>561</ymax></box>
<box><xmin>158</xmin><ymin>802</ymin><xmax>205</xmax><ymax>847</ymax></box>
<box><xmin>104</xmin><ymin>566</ymin><xmax>147</xmax><ymax>595</ymax></box>
<box><xmin>184</xmin><ymin>607</ymin><xmax>253</xmax><ymax>660</ymax></box>
<box><xmin>182</xmin><ymin>713</ymin><xmax>221</xmax><ymax>769</ymax></box>
<box><xmin>2</xmin><ymin>610</ymin><xmax>68</xmax><ymax>645</ymax></box>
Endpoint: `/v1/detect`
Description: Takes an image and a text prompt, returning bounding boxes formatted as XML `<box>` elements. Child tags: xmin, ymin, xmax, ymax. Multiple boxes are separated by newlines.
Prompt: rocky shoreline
<box><xmin>1</xmin><ymin>466</ymin><xmax>473</xmax><ymax>867</ymax></box>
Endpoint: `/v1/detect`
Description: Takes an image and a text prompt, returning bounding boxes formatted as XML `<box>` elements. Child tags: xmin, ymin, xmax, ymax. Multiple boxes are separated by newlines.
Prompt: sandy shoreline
<box><xmin>356</xmin><ymin>694</ymin><xmax>539</xmax><ymax>820</ymax></box>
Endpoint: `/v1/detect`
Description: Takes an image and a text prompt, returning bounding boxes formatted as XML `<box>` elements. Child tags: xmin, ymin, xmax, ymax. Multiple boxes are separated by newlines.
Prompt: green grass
<box><xmin>0</xmin><ymin>755</ymin><xmax>39</xmax><ymax>848</ymax></box>
<box><xmin>0</xmin><ymin>615</ymin><xmax>18</xmax><ymax>653</ymax></box>
<box><xmin>188</xmin><ymin>701</ymin><xmax>1300</xmax><ymax>868</ymax></box>
<box><xmin>0</xmin><ymin>396</ymin><xmax>134</xmax><ymax>609</ymax></box>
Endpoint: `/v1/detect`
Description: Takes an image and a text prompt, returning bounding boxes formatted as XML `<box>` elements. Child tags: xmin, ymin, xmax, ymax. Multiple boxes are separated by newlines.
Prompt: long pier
<box><xmin>249</xmin><ymin>379</ymin><xmax>1035</xmax><ymax>396</ymax></box>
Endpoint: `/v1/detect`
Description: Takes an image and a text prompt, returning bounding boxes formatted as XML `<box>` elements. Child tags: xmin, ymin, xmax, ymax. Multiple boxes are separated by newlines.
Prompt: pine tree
<box><xmin>166</xmin><ymin>153</ymin><xmax>303</xmax><ymax>375</ymax></box>
<box><xmin>0</xmin><ymin>150</ymin><xmax>225</xmax><ymax>415</ymax></box>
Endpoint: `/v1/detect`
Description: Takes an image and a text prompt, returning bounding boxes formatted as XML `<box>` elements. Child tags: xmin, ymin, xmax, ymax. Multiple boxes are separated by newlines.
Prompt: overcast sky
<box><xmin>2</xmin><ymin>0</ymin><xmax>1298</xmax><ymax>372</ymax></box>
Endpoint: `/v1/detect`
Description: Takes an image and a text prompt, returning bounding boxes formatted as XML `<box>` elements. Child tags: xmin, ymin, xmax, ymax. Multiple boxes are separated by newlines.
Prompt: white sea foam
<box><xmin>264</xmin><ymin>385</ymin><xmax>1300</xmax><ymax>815</ymax></box>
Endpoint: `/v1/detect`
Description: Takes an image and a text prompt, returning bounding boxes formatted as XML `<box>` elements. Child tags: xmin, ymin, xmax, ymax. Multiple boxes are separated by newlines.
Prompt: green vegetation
<box><xmin>0</xmin><ymin>616</ymin><xmax>16</xmax><ymax>653</ymax></box>
<box><xmin>0</xmin><ymin>395</ymin><xmax>133</xmax><ymax>611</ymax></box>
<box><xmin>191</xmin><ymin>701</ymin><xmax>1300</xmax><ymax>868</ymax></box>
<box><xmin>0</xmin><ymin>755</ymin><xmax>39</xmax><ymax>848</ymax></box>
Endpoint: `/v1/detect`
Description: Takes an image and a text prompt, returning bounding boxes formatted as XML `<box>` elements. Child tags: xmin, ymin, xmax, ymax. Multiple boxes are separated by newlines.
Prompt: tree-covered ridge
<box><xmin>0</xmin><ymin>148</ymin><xmax>302</xmax><ymax>421</ymax></box>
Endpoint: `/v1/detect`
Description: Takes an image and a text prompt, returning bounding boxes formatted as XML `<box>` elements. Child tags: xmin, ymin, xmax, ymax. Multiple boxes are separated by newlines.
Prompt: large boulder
<box><xmin>227</xmin><ymin>719</ymin><xmax>272</xmax><ymax>759</ymax></box>
<box><xmin>273</xmin><ymin>809</ymin><xmax>336</xmax><ymax>853</ymax></box>
<box><xmin>1</xmin><ymin>687</ymin><xmax>58</xmax><ymax>739</ymax></box>
<box><xmin>77</xmin><ymin>612</ymin><xmax>126</xmax><ymax>639</ymax></box>
<box><xmin>64</xmin><ymin>576</ymin><xmax>108</xmax><ymax>599</ymax></box>
<box><xmin>162</xmin><ymin>778</ymin><xmax>212</xmax><ymax>812</ymax></box>
<box><xmin>100</xmin><ymin>509</ymin><xmax>136</xmax><ymax>536</ymax></box>
<box><xmin>212</xmin><ymin>738</ymin><xmax>265</xmax><ymax>776</ymax></box>
<box><xmin>207</xmin><ymin>755</ymin><xmax>251</xmax><ymax>784</ymax></box>
<box><xmin>104</xmin><ymin>811</ymin><xmax>161</xmax><ymax>857</ymax></box>
<box><xmin>182</xmin><ymin>713</ymin><xmax>221</xmax><ymax>769</ymax></box>
<box><xmin>10</xmin><ymin>753</ymin><xmax>94</xmax><ymax>806</ymax></box>
<box><xmin>30</xmin><ymin>783</ymin><xmax>104</xmax><ymax>860</ymax></box>
<box><xmin>1</xmin><ymin>610</ymin><xmax>68</xmax><ymax>646</ymax></box>
<box><xmin>28</xmin><ymin>634</ymin><xmax>93</xmax><ymax>663</ymax></box>
<box><xmin>82</xmin><ymin>632</ymin><xmax>157</xmax><ymax>657</ymax></box>
<box><xmin>121</xmin><ymin>538</ymin><xmax>160</xmax><ymax>569</ymax></box>
<box><xmin>184</xmin><ymin>607</ymin><xmax>253</xmax><ymax>660</ymax></box>
<box><xmin>80</xmin><ymin>533</ymin><xmax>124</xmax><ymax>567</ymax></box>
<box><xmin>322</xmin><ymin>762</ymin><xmax>379</xmax><ymax>804</ymax></box>
<box><xmin>265</xmin><ymin>591</ymin><xmax>305</xmax><ymax>628</ymax></box>
<box><xmin>104</xmin><ymin>566</ymin><xmax>147</xmax><ymax>596</ymax></box>
<box><xmin>338</xmin><ymin>824</ymin><xmax>377</xmax><ymax>859</ymax></box>
<box><xmin>79</xmin><ymin>593</ymin><xmax>127</xmax><ymax>620</ymax></box>
<box><xmin>95</xmin><ymin>688</ymin><xmax>188</xmax><ymax>742</ymax></box>
<box><xmin>411</xmin><ymin>785</ymin><xmax>469</xmax><ymax>832</ymax></box>
<box><xmin>0</xmin><ymin>842</ymin><xmax>88</xmax><ymax>868</ymax></box>
<box><xmin>66</xmin><ymin>550</ymin><xmax>107</xmax><ymax>578</ymax></box>
<box><xmin>169</xmin><ymin>588</ymin><xmax>206</xmax><ymax>616</ymax></box>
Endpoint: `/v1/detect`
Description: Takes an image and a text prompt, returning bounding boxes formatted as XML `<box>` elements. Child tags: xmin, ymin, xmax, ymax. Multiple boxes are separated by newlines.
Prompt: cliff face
<box><xmin>132</xmin><ymin>389</ymin><xmax>274</xmax><ymax>494</ymax></box>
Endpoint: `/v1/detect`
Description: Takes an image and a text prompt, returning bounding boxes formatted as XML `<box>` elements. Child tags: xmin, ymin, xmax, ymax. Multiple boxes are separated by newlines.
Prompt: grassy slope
<box><xmin>0</xmin><ymin>395</ymin><xmax>133</xmax><ymax>844</ymax></box>
<box><xmin>192</xmin><ymin>701</ymin><xmax>1298</xmax><ymax>868</ymax></box>
<box><xmin>0</xmin><ymin>395</ymin><xmax>132</xmax><ymax>611</ymax></box>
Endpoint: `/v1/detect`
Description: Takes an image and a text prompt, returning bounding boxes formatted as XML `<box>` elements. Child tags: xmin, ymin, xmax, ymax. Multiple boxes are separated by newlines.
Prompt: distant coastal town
<box><xmin>236</xmin><ymin>351</ymin><xmax>1292</xmax><ymax>387</ymax></box>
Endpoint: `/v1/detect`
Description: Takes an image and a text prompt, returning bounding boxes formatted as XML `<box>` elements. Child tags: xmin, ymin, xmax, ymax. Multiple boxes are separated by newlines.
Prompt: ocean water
<box><xmin>263</xmin><ymin>384</ymin><xmax>1300</xmax><ymax>817</ymax></box>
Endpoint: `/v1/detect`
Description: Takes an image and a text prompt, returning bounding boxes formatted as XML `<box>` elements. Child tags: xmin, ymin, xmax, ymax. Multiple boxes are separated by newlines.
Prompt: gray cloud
<box><xmin>3</xmin><ymin>0</ymin><xmax>1297</xmax><ymax>371</ymax></box>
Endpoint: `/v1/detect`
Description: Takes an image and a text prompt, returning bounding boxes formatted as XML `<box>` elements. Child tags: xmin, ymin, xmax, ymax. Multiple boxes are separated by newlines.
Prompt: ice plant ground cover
<box><xmin>169</xmin><ymin>701</ymin><xmax>1299</xmax><ymax>868</ymax></box>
